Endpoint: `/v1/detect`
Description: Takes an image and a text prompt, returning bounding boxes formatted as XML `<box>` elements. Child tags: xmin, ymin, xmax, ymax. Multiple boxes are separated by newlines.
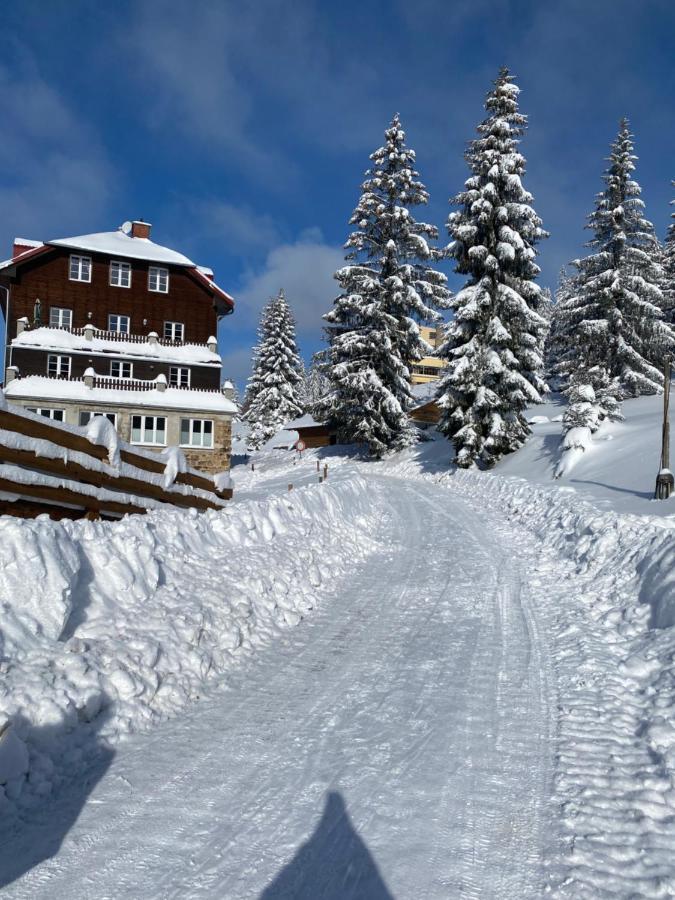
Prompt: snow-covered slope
<box><xmin>499</xmin><ymin>393</ymin><xmax>667</xmax><ymax>516</ymax></box>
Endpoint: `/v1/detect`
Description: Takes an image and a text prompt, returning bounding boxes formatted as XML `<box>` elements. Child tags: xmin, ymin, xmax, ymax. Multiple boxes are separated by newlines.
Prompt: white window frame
<box><xmin>69</xmin><ymin>255</ymin><xmax>91</xmax><ymax>282</ymax></box>
<box><xmin>169</xmin><ymin>366</ymin><xmax>190</xmax><ymax>388</ymax></box>
<box><xmin>79</xmin><ymin>411</ymin><xmax>118</xmax><ymax>428</ymax></box>
<box><xmin>49</xmin><ymin>307</ymin><xmax>73</xmax><ymax>329</ymax></box>
<box><xmin>164</xmin><ymin>321</ymin><xmax>184</xmax><ymax>341</ymax></box>
<box><xmin>110</xmin><ymin>360</ymin><xmax>133</xmax><ymax>379</ymax></box>
<box><xmin>47</xmin><ymin>354</ymin><xmax>71</xmax><ymax>377</ymax></box>
<box><xmin>131</xmin><ymin>415</ymin><xmax>167</xmax><ymax>446</ymax></box>
<box><xmin>148</xmin><ymin>266</ymin><xmax>169</xmax><ymax>294</ymax></box>
<box><xmin>109</xmin><ymin>260</ymin><xmax>131</xmax><ymax>288</ymax></box>
<box><xmin>25</xmin><ymin>407</ymin><xmax>65</xmax><ymax>422</ymax></box>
<box><xmin>108</xmin><ymin>314</ymin><xmax>131</xmax><ymax>334</ymax></box>
<box><xmin>180</xmin><ymin>418</ymin><xmax>214</xmax><ymax>449</ymax></box>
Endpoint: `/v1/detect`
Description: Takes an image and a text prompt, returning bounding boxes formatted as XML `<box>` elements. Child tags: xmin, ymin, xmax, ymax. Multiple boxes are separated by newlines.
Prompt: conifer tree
<box><xmin>300</xmin><ymin>353</ymin><xmax>330</xmax><ymax>415</ymax></box>
<box><xmin>436</xmin><ymin>67</ymin><xmax>548</xmax><ymax>468</ymax></box>
<box><xmin>317</xmin><ymin>114</ymin><xmax>450</xmax><ymax>457</ymax></box>
<box><xmin>545</xmin><ymin>266</ymin><xmax>577</xmax><ymax>390</ymax></box>
<box><xmin>663</xmin><ymin>181</ymin><xmax>675</xmax><ymax>323</ymax></box>
<box><xmin>556</xmin><ymin>365</ymin><xmax>623</xmax><ymax>477</ymax></box>
<box><xmin>244</xmin><ymin>290</ymin><xmax>304</xmax><ymax>449</ymax></box>
<box><xmin>561</xmin><ymin>120</ymin><xmax>671</xmax><ymax>397</ymax></box>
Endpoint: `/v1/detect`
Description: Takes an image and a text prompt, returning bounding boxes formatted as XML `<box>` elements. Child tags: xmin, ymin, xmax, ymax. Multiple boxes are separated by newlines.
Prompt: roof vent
<box><xmin>130</xmin><ymin>220</ymin><xmax>152</xmax><ymax>239</ymax></box>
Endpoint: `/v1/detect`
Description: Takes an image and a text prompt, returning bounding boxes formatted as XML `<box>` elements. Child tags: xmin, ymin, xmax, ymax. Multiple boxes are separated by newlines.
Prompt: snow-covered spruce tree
<box><xmin>556</xmin><ymin>364</ymin><xmax>623</xmax><ymax>477</ymax></box>
<box><xmin>663</xmin><ymin>181</ymin><xmax>675</xmax><ymax>323</ymax></box>
<box><xmin>317</xmin><ymin>114</ymin><xmax>450</xmax><ymax>457</ymax></box>
<box><xmin>562</xmin><ymin>120</ymin><xmax>671</xmax><ymax>398</ymax></box>
<box><xmin>436</xmin><ymin>67</ymin><xmax>548</xmax><ymax>468</ymax></box>
<box><xmin>244</xmin><ymin>290</ymin><xmax>304</xmax><ymax>449</ymax></box>
<box><xmin>300</xmin><ymin>352</ymin><xmax>330</xmax><ymax>415</ymax></box>
<box><xmin>544</xmin><ymin>266</ymin><xmax>577</xmax><ymax>390</ymax></box>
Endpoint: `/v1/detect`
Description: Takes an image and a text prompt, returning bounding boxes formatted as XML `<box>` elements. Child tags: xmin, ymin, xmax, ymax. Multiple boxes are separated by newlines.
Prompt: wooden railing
<box><xmin>68</xmin><ymin>327</ymin><xmax>210</xmax><ymax>348</ymax></box>
<box><xmin>0</xmin><ymin>406</ymin><xmax>232</xmax><ymax>520</ymax></box>
<box><xmin>92</xmin><ymin>375</ymin><xmax>156</xmax><ymax>391</ymax></box>
<box><xmin>16</xmin><ymin>373</ymin><xmax>225</xmax><ymax>395</ymax></box>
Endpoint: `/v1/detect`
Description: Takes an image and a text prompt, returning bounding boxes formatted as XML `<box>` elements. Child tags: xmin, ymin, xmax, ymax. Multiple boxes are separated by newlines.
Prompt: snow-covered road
<box><xmin>2</xmin><ymin>476</ymin><xmax>558</xmax><ymax>899</ymax></box>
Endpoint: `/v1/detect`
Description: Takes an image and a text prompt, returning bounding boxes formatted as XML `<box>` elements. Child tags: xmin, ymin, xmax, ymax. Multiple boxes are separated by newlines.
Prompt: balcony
<box><xmin>17</xmin><ymin>319</ymin><xmax>217</xmax><ymax>352</ymax></box>
<box><xmin>12</xmin><ymin>322</ymin><xmax>220</xmax><ymax>366</ymax></box>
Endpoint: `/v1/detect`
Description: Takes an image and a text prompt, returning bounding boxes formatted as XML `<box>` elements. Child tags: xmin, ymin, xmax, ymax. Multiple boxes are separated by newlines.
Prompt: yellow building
<box><xmin>409</xmin><ymin>325</ymin><xmax>445</xmax><ymax>384</ymax></box>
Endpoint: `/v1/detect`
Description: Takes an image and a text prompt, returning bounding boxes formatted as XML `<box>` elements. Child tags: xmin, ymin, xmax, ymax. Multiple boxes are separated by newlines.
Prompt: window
<box><xmin>164</xmin><ymin>321</ymin><xmax>184</xmax><ymax>341</ymax></box>
<box><xmin>110</xmin><ymin>361</ymin><xmax>133</xmax><ymax>379</ymax></box>
<box><xmin>25</xmin><ymin>407</ymin><xmax>65</xmax><ymax>422</ymax></box>
<box><xmin>49</xmin><ymin>307</ymin><xmax>72</xmax><ymax>329</ymax></box>
<box><xmin>108</xmin><ymin>314</ymin><xmax>130</xmax><ymax>334</ymax></box>
<box><xmin>47</xmin><ymin>354</ymin><xmax>71</xmax><ymax>377</ymax></box>
<box><xmin>180</xmin><ymin>418</ymin><xmax>213</xmax><ymax>449</ymax></box>
<box><xmin>131</xmin><ymin>415</ymin><xmax>166</xmax><ymax>446</ymax></box>
<box><xmin>79</xmin><ymin>411</ymin><xmax>118</xmax><ymax>427</ymax></box>
<box><xmin>110</xmin><ymin>260</ymin><xmax>131</xmax><ymax>288</ymax></box>
<box><xmin>169</xmin><ymin>366</ymin><xmax>190</xmax><ymax>388</ymax></box>
<box><xmin>148</xmin><ymin>266</ymin><xmax>169</xmax><ymax>293</ymax></box>
<box><xmin>69</xmin><ymin>255</ymin><xmax>91</xmax><ymax>282</ymax></box>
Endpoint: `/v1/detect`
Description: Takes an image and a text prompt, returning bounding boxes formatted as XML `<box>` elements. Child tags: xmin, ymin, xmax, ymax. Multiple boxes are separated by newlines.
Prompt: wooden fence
<box><xmin>0</xmin><ymin>407</ymin><xmax>232</xmax><ymax>520</ymax></box>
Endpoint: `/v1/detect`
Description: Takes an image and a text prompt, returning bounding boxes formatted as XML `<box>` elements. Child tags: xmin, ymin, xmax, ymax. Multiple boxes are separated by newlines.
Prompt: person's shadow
<box><xmin>0</xmin><ymin>699</ymin><xmax>114</xmax><ymax>889</ymax></box>
<box><xmin>261</xmin><ymin>791</ymin><xmax>394</xmax><ymax>899</ymax></box>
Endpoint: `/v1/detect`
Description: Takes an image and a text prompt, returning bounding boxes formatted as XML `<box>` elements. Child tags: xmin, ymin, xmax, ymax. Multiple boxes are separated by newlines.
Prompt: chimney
<box><xmin>130</xmin><ymin>220</ymin><xmax>152</xmax><ymax>239</ymax></box>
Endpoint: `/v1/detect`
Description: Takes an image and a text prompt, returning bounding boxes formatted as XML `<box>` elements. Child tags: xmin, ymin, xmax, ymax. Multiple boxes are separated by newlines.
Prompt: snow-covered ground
<box><xmin>3</xmin><ymin>396</ymin><xmax>675</xmax><ymax>897</ymax></box>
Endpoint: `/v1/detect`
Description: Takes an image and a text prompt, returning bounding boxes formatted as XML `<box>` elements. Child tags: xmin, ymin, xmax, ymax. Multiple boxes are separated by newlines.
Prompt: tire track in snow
<box><xmin>4</xmin><ymin>475</ymin><xmax>557</xmax><ymax>899</ymax></box>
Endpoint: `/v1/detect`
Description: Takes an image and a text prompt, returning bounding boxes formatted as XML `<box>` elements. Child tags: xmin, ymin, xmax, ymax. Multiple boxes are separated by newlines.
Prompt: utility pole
<box><xmin>655</xmin><ymin>357</ymin><xmax>674</xmax><ymax>500</ymax></box>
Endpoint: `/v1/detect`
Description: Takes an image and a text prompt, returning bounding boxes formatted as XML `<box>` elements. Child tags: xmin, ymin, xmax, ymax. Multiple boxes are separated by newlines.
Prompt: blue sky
<box><xmin>1</xmin><ymin>0</ymin><xmax>673</xmax><ymax>388</ymax></box>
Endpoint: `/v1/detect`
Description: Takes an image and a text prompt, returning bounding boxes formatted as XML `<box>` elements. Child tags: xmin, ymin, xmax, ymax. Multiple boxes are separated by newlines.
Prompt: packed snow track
<box><xmin>2</xmin><ymin>475</ymin><xmax>556</xmax><ymax>899</ymax></box>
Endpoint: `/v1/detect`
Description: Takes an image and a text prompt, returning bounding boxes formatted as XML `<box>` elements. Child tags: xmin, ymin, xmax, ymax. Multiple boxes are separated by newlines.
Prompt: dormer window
<box><xmin>69</xmin><ymin>255</ymin><xmax>91</xmax><ymax>282</ymax></box>
<box><xmin>148</xmin><ymin>267</ymin><xmax>169</xmax><ymax>293</ymax></box>
<box><xmin>110</xmin><ymin>260</ymin><xmax>131</xmax><ymax>288</ymax></box>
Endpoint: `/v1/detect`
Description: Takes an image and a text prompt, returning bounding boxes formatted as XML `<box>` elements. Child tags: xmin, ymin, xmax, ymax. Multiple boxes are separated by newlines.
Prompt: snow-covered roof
<box><xmin>410</xmin><ymin>381</ymin><xmax>439</xmax><ymax>405</ymax></box>
<box><xmin>285</xmin><ymin>414</ymin><xmax>324</xmax><ymax>430</ymax></box>
<box><xmin>0</xmin><ymin>229</ymin><xmax>235</xmax><ymax>308</ymax></box>
<box><xmin>13</xmin><ymin>238</ymin><xmax>42</xmax><ymax>249</ymax></box>
<box><xmin>47</xmin><ymin>230</ymin><xmax>195</xmax><ymax>266</ymax></box>
<box><xmin>5</xmin><ymin>376</ymin><xmax>237</xmax><ymax>414</ymax></box>
<box><xmin>12</xmin><ymin>328</ymin><xmax>221</xmax><ymax>366</ymax></box>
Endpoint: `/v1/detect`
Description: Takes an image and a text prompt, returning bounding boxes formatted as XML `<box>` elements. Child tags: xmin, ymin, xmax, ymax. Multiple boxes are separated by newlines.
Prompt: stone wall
<box><xmin>183</xmin><ymin>418</ymin><xmax>232</xmax><ymax>474</ymax></box>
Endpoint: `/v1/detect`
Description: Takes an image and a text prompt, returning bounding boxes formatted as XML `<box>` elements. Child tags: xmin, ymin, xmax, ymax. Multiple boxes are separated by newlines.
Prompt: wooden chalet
<box><xmin>0</xmin><ymin>221</ymin><xmax>237</xmax><ymax>473</ymax></box>
<box><xmin>285</xmin><ymin>415</ymin><xmax>337</xmax><ymax>449</ymax></box>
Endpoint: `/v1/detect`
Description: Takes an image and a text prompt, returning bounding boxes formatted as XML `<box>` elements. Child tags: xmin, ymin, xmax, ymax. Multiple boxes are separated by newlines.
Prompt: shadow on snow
<box><xmin>0</xmin><ymin>697</ymin><xmax>114</xmax><ymax>890</ymax></box>
<box><xmin>260</xmin><ymin>791</ymin><xmax>394</xmax><ymax>900</ymax></box>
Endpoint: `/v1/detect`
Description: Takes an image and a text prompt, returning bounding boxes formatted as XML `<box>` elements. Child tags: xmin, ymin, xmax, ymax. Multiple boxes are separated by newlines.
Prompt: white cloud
<box><xmin>234</xmin><ymin>232</ymin><xmax>344</xmax><ymax>339</ymax></box>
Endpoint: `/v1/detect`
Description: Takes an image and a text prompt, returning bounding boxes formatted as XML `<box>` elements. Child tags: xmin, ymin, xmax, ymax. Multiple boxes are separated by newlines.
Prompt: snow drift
<box><xmin>0</xmin><ymin>475</ymin><xmax>382</xmax><ymax>815</ymax></box>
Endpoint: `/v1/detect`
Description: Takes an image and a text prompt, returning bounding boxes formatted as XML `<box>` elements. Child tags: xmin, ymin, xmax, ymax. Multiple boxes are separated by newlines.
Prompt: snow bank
<box><xmin>433</xmin><ymin>468</ymin><xmax>675</xmax><ymax>896</ymax></box>
<box><xmin>351</xmin><ymin>429</ymin><xmax>675</xmax><ymax>895</ymax></box>
<box><xmin>0</xmin><ymin>475</ymin><xmax>383</xmax><ymax>815</ymax></box>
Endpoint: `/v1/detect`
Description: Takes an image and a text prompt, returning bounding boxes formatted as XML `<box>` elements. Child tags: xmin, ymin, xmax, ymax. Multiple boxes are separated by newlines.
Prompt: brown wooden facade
<box><xmin>0</xmin><ymin>246</ymin><xmax>229</xmax><ymax>347</ymax></box>
<box><xmin>10</xmin><ymin>347</ymin><xmax>220</xmax><ymax>390</ymax></box>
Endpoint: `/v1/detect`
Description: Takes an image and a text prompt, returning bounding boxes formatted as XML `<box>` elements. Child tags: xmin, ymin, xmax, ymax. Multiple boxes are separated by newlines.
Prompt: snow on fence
<box><xmin>0</xmin><ymin>403</ymin><xmax>231</xmax><ymax>519</ymax></box>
